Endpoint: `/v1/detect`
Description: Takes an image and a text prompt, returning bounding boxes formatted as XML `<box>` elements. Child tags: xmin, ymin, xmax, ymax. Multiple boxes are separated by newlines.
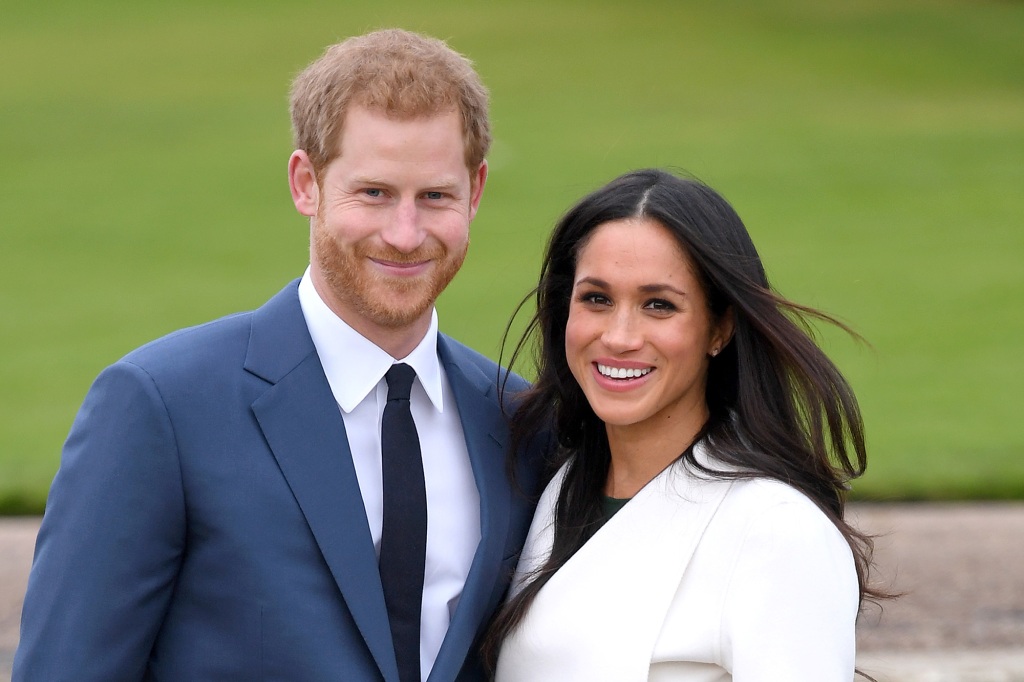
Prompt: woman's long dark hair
<box><xmin>483</xmin><ymin>169</ymin><xmax>883</xmax><ymax>667</ymax></box>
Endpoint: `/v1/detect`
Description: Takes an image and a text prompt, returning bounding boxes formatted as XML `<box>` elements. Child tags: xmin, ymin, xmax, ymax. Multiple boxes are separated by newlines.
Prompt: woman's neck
<box><xmin>604</xmin><ymin>405</ymin><xmax>708</xmax><ymax>498</ymax></box>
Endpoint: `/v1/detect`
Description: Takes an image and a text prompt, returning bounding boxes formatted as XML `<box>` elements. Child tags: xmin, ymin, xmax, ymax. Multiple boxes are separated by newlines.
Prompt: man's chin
<box><xmin>360</xmin><ymin>289</ymin><xmax>435</xmax><ymax>330</ymax></box>
<box><xmin>365</xmin><ymin>304</ymin><xmax>433</xmax><ymax>330</ymax></box>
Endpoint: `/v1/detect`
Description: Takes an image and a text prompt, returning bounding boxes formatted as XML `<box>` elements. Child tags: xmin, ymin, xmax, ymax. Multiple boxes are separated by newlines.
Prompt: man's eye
<box><xmin>424</xmin><ymin>191</ymin><xmax>444</xmax><ymax>200</ymax></box>
<box><xmin>364</xmin><ymin>188</ymin><xmax>383</xmax><ymax>197</ymax></box>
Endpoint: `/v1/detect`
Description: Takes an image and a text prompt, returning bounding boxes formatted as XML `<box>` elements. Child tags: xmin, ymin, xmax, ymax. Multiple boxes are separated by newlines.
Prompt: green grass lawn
<box><xmin>2</xmin><ymin>0</ymin><xmax>1022</xmax><ymax>511</ymax></box>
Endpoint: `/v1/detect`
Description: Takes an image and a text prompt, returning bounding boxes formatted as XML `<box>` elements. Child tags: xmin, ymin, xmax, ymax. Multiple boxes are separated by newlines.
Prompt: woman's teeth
<box><xmin>597</xmin><ymin>364</ymin><xmax>651</xmax><ymax>379</ymax></box>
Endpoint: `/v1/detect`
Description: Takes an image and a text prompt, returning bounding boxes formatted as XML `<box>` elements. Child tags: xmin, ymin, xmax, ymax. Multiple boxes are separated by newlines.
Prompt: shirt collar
<box><xmin>297</xmin><ymin>267</ymin><xmax>445</xmax><ymax>414</ymax></box>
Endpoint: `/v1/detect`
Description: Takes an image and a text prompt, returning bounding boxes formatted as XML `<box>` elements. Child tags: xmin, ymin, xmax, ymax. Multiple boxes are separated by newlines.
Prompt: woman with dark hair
<box><xmin>487</xmin><ymin>169</ymin><xmax>879</xmax><ymax>680</ymax></box>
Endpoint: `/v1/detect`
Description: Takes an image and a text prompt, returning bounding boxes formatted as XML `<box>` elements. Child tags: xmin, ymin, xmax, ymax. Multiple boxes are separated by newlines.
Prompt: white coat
<box><xmin>495</xmin><ymin>448</ymin><xmax>859</xmax><ymax>681</ymax></box>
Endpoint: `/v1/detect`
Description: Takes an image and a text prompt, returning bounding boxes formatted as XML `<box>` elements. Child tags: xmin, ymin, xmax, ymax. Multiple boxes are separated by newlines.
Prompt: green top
<box><xmin>601</xmin><ymin>495</ymin><xmax>631</xmax><ymax>522</ymax></box>
<box><xmin>582</xmin><ymin>495</ymin><xmax>632</xmax><ymax>543</ymax></box>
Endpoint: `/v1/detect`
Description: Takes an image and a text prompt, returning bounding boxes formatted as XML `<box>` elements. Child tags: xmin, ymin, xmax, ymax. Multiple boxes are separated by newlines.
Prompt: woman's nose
<box><xmin>601</xmin><ymin>311</ymin><xmax>643</xmax><ymax>352</ymax></box>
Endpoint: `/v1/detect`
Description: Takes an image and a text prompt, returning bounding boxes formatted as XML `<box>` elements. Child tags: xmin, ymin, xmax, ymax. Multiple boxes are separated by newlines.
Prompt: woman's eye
<box><xmin>645</xmin><ymin>299</ymin><xmax>677</xmax><ymax>311</ymax></box>
<box><xmin>578</xmin><ymin>292</ymin><xmax>610</xmax><ymax>306</ymax></box>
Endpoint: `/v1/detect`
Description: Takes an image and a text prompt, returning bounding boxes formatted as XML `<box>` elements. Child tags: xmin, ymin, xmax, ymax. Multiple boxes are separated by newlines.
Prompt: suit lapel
<box><xmin>245</xmin><ymin>282</ymin><xmax>398</xmax><ymax>682</ymax></box>
<box><xmin>428</xmin><ymin>336</ymin><xmax>511</xmax><ymax>682</ymax></box>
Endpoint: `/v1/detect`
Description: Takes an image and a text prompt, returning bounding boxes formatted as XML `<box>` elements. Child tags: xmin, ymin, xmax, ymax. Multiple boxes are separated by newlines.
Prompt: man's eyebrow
<box><xmin>348</xmin><ymin>176</ymin><xmax>464</xmax><ymax>192</ymax></box>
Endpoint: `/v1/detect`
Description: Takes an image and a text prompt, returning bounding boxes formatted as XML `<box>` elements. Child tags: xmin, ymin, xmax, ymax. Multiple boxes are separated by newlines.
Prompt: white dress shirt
<box><xmin>298</xmin><ymin>269</ymin><xmax>481</xmax><ymax>680</ymax></box>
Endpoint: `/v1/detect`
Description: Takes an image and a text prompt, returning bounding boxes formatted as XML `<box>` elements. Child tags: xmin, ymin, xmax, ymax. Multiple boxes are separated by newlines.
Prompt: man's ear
<box><xmin>288</xmin><ymin>150</ymin><xmax>319</xmax><ymax>217</ymax></box>
<box><xmin>467</xmin><ymin>160</ymin><xmax>488</xmax><ymax>222</ymax></box>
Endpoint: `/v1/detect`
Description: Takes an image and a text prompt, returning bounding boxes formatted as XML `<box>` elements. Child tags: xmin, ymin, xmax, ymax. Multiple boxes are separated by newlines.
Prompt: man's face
<box><xmin>306</xmin><ymin>105</ymin><xmax>486</xmax><ymax>344</ymax></box>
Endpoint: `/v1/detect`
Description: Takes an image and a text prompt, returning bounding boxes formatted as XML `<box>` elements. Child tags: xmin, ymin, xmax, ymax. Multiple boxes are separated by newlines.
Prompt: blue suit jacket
<box><xmin>15</xmin><ymin>281</ymin><xmax>545</xmax><ymax>681</ymax></box>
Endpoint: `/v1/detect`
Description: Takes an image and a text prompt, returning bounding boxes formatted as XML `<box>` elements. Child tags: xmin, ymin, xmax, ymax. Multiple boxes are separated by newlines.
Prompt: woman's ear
<box><xmin>288</xmin><ymin>150</ymin><xmax>319</xmax><ymax>217</ymax></box>
<box><xmin>710</xmin><ymin>306</ymin><xmax>735</xmax><ymax>357</ymax></box>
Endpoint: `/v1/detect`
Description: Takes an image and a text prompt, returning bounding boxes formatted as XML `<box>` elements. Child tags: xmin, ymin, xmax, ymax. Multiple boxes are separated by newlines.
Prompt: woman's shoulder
<box><xmin>728</xmin><ymin>475</ymin><xmax>824</xmax><ymax>511</ymax></box>
<box><xmin>712</xmin><ymin>476</ymin><xmax>851</xmax><ymax>562</ymax></box>
<box><xmin>676</xmin><ymin>447</ymin><xmax>844</xmax><ymax>543</ymax></box>
<box><xmin>691</xmin><ymin>444</ymin><xmax>835</xmax><ymax>521</ymax></box>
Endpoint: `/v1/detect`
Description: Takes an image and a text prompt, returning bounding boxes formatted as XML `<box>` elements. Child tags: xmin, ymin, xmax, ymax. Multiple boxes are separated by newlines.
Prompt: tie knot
<box><xmin>385</xmin><ymin>363</ymin><xmax>416</xmax><ymax>401</ymax></box>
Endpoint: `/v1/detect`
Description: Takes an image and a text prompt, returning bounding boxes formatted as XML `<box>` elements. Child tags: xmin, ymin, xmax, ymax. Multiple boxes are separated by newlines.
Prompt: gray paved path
<box><xmin>2</xmin><ymin>504</ymin><xmax>1023</xmax><ymax>681</ymax></box>
<box><xmin>852</xmin><ymin>503</ymin><xmax>1024</xmax><ymax>681</ymax></box>
<box><xmin>0</xmin><ymin>518</ymin><xmax>37</xmax><ymax>682</ymax></box>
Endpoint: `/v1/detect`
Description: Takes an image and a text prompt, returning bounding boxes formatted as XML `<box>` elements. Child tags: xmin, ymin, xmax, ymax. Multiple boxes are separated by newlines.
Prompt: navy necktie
<box><xmin>379</xmin><ymin>363</ymin><xmax>427</xmax><ymax>682</ymax></box>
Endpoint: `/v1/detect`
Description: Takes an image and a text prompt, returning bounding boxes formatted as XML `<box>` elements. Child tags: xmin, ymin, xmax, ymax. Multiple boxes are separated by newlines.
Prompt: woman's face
<box><xmin>565</xmin><ymin>218</ymin><xmax>728</xmax><ymax>437</ymax></box>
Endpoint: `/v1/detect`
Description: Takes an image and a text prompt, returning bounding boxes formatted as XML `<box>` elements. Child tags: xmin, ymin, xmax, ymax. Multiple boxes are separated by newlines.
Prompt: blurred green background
<box><xmin>2</xmin><ymin>0</ymin><xmax>1022</xmax><ymax>512</ymax></box>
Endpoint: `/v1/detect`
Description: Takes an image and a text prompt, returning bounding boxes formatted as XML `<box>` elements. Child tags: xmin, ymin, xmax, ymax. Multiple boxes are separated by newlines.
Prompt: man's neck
<box><xmin>309</xmin><ymin>273</ymin><xmax>433</xmax><ymax>360</ymax></box>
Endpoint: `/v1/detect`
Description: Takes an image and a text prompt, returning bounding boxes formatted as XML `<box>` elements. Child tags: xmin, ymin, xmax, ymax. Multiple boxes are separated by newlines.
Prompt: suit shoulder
<box><xmin>117</xmin><ymin>309</ymin><xmax>255</xmax><ymax>377</ymax></box>
<box><xmin>439</xmin><ymin>333</ymin><xmax>529</xmax><ymax>393</ymax></box>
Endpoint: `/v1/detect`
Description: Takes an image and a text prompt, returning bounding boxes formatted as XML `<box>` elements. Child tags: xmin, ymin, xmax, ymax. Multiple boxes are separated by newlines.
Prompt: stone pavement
<box><xmin>852</xmin><ymin>503</ymin><xmax>1024</xmax><ymax>681</ymax></box>
<box><xmin>0</xmin><ymin>518</ymin><xmax>37</xmax><ymax>682</ymax></box>
<box><xmin>1</xmin><ymin>504</ymin><xmax>1023</xmax><ymax>681</ymax></box>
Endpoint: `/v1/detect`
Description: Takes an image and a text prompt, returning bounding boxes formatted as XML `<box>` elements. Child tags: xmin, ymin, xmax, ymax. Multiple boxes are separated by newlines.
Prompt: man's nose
<box><xmin>382</xmin><ymin>197</ymin><xmax>426</xmax><ymax>253</ymax></box>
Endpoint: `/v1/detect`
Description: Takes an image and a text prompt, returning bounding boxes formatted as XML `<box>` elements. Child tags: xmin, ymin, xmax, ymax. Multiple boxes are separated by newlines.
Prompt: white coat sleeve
<box><xmin>719</xmin><ymin>497</ymin><xmax>859</xmax><ymax>681</ymax></box>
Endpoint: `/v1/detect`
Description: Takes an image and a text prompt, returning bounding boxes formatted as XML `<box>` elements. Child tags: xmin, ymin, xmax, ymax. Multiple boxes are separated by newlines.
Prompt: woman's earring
<box><xmin>710</xmin><ymin>347</ymin><xmax>720</xmax><ymax>357</ymax></box>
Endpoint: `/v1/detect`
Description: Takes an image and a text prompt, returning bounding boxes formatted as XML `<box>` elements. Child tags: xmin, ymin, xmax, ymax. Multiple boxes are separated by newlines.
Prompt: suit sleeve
<box><xmin>719</xmin><ymin>498</ymin><xmax>859</xmax><ymax>681</ymax></box>
<box><xmin>14</xmin><ymin>361</ymin><xmax>187</xmax><ymax>682</ymax></box>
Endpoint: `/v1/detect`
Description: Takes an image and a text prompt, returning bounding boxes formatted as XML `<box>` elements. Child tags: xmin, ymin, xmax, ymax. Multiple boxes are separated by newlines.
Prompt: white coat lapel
<box><xmin>501</xmin><ymin>456</ymin><xmax>733</xmax><ymax>681</ymax></box>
